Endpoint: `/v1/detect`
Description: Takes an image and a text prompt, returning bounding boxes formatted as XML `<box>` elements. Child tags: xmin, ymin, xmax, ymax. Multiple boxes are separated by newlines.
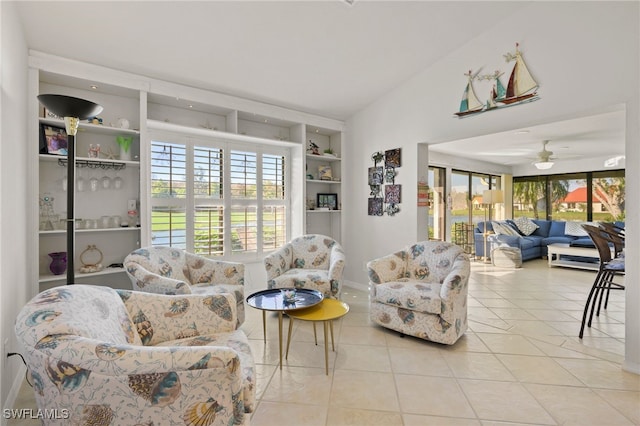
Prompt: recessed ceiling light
<box><xmin>188</xmin><ymin>105</ymin><xmax>193</xmax><ymax>108</ymax></box>
<box><xmin>515</xmin><ymin>129</ymin><xmax>530</xmax><ymax>134</ymax></box>
<box><xmin>90</xmin><ymin>85</ymin><xmax>98</xmax><ymax>90</ymax></box>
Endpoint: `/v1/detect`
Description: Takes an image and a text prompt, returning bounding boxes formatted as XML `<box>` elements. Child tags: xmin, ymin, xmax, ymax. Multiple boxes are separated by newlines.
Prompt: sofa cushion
<box><xmin>373</xmin><ymin>281</ymin><xmax>442</xmax><ymax>315</ymax></box>
<box><xmin>514</xmin><ymin>217</ymin><xmax>539</xmax><ymax>236</ymax></box>
<box><xmin>531</xmin><ymin>220</ymin><xmax>552</xmax><ymax>237</ymax></box>
<box><xmin>570</xmin><ymin>237</ymin><xmax>595</xmax><ymax>248</ymax></box>
<box><xmin>518</xmin><ymin>237</ymin><xmax>539</xmax><ymax>250</ymax></box>
<box><xmin>548</xmin><ymin>221</ymin><xmax>566</xmax><ymax>237</ymax></box>
<box><xmin>543</xmin><ymin>236</ymin><xmax>578</xmax><ymax>246</ymax></box>
<box><xmin>476</xmin><ymin>221</ymin><xmax>494</xmax><ymax>233</ymax></box>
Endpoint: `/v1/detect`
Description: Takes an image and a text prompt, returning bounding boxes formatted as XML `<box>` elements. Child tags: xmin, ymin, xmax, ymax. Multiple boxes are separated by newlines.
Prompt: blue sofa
<box><xmin>473</xmin><ymin>219</ymin><xmax>622</xmax><ymax>261</ymax></box>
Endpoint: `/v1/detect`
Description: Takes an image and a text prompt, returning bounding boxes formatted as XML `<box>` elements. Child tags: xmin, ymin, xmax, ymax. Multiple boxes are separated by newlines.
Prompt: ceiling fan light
<box><xmin>534</xmin><ymin>161</ymin><xmax>554</xmax><ymax>170</ymax></box>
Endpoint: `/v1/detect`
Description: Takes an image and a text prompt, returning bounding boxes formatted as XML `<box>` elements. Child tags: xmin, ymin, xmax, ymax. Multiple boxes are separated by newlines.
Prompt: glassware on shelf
<box><xmin>113</xmin><ymin>175</ymin><xmax>123</xmax><ymax>190</ymax></box>
<box><xmin>39</xmin><ymin>193</ymin><xmax>57</xmax><ymax>231</ymax></box>
<box><xmin>101</xmin><ymin>175</ymin><xmax>111</xmax><ymax>190</ymax></box>
<box><xmin>89</xmin><ymin>175</ymin><xmax>99</xmax><ymax>192</ymax></box>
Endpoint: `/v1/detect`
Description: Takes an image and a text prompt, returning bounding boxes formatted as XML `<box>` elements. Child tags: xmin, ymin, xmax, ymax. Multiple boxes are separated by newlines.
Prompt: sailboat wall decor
<box><xmin>454</xmin><ymin>43</ymin><xmax>539</xmax><ymax>118</ymax></box>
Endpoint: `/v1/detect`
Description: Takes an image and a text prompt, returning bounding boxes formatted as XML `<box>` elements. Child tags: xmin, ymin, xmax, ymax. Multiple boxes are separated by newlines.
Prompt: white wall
<box><xmin>1</xmin><ymin>1</ymin><xmax>29</xmax><ymax>408</ymax></box>
<box><xmin>344</xmin><ymin>2</ymin><xmax>639</xmax><ymax>370</ymax></box>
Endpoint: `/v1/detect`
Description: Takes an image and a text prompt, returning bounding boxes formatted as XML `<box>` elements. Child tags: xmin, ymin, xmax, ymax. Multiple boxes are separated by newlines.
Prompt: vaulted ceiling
<box><xmin>14</xmin><ymin>1</ymin><xmax>625</xmax><ymax>168</ymax></box>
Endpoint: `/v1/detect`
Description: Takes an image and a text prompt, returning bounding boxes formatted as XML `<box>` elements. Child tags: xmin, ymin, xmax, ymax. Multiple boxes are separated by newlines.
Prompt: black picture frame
<box><xmin>317</xmin><ymin>193</ymin><xmax>338</xmax><ymax>210</ymax></box>
<box><xmin>40</xmin><ymin>123</ymin><xmax>68</xmax><ymax>156</ymax></box>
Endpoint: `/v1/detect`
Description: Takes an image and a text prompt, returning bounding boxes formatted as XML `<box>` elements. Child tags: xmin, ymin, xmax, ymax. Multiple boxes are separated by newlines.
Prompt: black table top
<box><xmin>246</xmin><ymin>288</ymin><xmax>324</xmax><ymax>312</ymax></box>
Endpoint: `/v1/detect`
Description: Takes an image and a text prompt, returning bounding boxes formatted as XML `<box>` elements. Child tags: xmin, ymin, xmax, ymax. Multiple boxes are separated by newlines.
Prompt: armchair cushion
<box><xmin>15</xmin><ymin>285</ymin><xmax>255</xmax><ymax>425</ymax></box>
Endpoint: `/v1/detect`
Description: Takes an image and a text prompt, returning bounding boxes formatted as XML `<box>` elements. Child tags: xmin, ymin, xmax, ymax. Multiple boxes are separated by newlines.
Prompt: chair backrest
<box><xmin>405</xmin><ymin>241</ymin><xmax>465</xmax><ymax>283</ymax></box>
<box><xmin>582</xmin><ymin>224</ymin><xmax>615</xmax><ymax>264</ymax></box>
<box><xmin>288</xmin><ymin>234</ymin><xmax>339</xmax><ymax>270</ymax></box>
<box><xmin>599</xmin><ymin>222</ymin><xmax>625</xmax><ymax>256</ymax></box>
<box><xmin>125</xmin><ymin>246</ymin><xmax>191</xmax><ymax>283</ymax></box>
<box><xmin>15</xmin><ymin>285</ymin><xmax>141</xmax><ymax>351</ymax></box>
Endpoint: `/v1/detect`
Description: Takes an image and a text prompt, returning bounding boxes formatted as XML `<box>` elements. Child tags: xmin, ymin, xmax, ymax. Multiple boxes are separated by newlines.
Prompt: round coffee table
<box><xmin>246</xmin><ymin>288</ymin><xmax>323</xmax><ymax>369</ymax></box>
<box><xmin>285</xmin><ymin>299</ymin><xmax>350</xmax><ymax>375</ymax></box>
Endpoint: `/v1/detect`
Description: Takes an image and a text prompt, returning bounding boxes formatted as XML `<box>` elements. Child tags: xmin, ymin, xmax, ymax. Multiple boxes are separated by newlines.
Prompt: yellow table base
<box><xmin>285</xmin><ymin>299</ymin><xmax>350</xmax><ymax>375</ymax></box>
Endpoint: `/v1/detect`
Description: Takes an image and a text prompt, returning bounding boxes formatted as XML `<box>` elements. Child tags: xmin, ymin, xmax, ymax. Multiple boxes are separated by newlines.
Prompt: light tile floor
<box><xmin>8</xmin><ymin>259</ymin><xmax>639</xmax><ymax>425</ymax></box>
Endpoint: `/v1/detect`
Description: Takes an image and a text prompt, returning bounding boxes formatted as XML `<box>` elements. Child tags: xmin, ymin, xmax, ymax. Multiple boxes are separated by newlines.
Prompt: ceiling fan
<box><xmin>533</xmin><ymin>140</ymin><xmax>555</xmax><ymax>170</ymax></box>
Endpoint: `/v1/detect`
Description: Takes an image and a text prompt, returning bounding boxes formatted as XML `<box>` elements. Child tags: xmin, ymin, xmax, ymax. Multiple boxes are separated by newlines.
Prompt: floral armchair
<box><xmin>367</xmin><ymin>241</ymin><xmax>470</xmax><ymax>345</ymax></box>
<box><xmin>15</xmin><ymin>284</ymin><xmax>255</xmax><ymax>425</ymax></box>
<box><xmin>264</xmin><ymin>234</ymin><xmax>345</xmax><ymax>299</ymax></box>
<box><xmin>124</xmin><ymin>246</ymin><xmax>246</xmax><ymax>325</ymax></box>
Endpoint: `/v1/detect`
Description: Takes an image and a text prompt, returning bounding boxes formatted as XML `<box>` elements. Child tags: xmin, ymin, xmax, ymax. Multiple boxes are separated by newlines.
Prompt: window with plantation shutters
<box><xmin>150</xmin><ymin>134</ymin><xmax>289</xmax><ymax>258</ymax></box>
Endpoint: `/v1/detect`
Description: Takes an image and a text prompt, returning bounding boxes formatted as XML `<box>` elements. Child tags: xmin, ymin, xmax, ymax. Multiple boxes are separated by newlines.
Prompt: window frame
<box><xmin>148</xmin><ymin>130</ymin><xmax>290</xmax><ymax>262</ymax></box>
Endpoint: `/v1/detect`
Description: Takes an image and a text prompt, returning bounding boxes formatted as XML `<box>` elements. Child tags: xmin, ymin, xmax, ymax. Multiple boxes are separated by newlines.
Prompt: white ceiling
<box><xmin>430</xmin><ymin>108</ymin><xmax>627</xmax><ymax>169</ymax></box>
<box><xmin>15</xmin><ymin>1</ymin><xmax>527</xmax><ymax>120</ymax></box>
<box><xmin>14</xmin><ymin>1</ymin><xmax>625</xmax><ymax>168</ymax></box>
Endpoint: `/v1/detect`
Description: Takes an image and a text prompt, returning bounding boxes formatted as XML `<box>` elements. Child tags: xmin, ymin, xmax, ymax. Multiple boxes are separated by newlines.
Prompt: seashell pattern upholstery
<box><xmin>15</xmin><ymin>284</ymin><xmax>255</xmax><ymax>425</ymax></box>
<box><xmin>367</xmin><ymin>241</ymin><xmax>470</xmax><ymax>345</ymax></box>
<box><xmin>264</xmin><ymin>234</ymin><xmax>345</xmax><ymax>299</ymax></box>
<box><xmin>124</xmin><ymin>246</ymin><xmax>245</xmax><ymax>325</ymax></box>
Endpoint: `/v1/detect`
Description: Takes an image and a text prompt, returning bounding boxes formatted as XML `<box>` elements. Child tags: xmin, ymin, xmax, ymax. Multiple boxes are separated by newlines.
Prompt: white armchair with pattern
<box><xmin>124</xmin><ymin>246</ymin><xmax>246</xmax><ymax>325</ymax></box>
<box><xmin>264</xmin><ymin>234</ymin><xmax>345</xmax><ymax>299</ymax></box>
<box><xmin>14</xmin><ymin>284</ymin><xmax>255</xmax><ymax>425</ymax></box>
<box><xmin>367</xmin><ymin>241</ymin><xmax>470</xmax><ymax>345</ymax></box>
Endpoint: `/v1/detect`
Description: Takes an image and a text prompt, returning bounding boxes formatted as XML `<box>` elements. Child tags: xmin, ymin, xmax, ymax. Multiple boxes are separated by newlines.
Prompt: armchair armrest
<box><xmin>264</xmin><ymin>243</ymin><xmax>293</xmax><ymax>281</ymax></box>
<box><xmin>439</xmin><ymin>252</ymin><xmax>471</xmax><ymax>325</ymax></box>
<box><xmin>39</xmin><ymin>335</ymin><xmax>243</xmax><ymax>376</ymax></box>
<box><xmin>186</xmin><ymin>254</ymin><xmax>245</xmax><ymax>286</ymax></box>
<box><xmin>124</xmin><ymin>262</ymin><xmax>191</xmax><ymax>295</ymax></box>
<box><xmin>328</xmin><ymin>245</ymin><xmax>346</xmax><ymax>282</ymax></box>
<box><xmin>366</xmin><ymin>251</ymin><xmax>408</xmax><ymax>285</ymax></box>
<box><xmin>117</xmin><ymin>291</ymin><xmax>237</xmax><ymax>345</ymax></box>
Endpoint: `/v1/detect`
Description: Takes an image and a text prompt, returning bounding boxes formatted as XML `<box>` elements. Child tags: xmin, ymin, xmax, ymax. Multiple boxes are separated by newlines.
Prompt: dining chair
<box><xmin>579</xmin><ymin>224</ymin><xmax>625</xmax><ymax>338</ymax></box>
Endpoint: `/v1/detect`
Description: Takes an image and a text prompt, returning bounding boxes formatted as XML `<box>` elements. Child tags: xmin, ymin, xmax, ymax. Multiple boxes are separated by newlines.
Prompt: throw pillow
<box><xmin>514</xmin><ymin>216</ymin><xmax>539</xmax><ymax>236</ymax></box>
<box><xmin>492</xmin><ymin>221</ymin><xmax>520</xmax><ymax>236</ymax></box>
<box><xmin>564</xmin><ymin>221</ymin><xmax>593</xmax><ymax>237</ymax></box>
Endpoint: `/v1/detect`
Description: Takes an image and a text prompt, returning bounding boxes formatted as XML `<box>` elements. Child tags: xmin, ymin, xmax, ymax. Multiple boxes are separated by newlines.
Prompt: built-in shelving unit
<box><xmin>28</xmin><ymin>52</ymin><xmax>345</xmax><ymax>294</ymax></box>
<box><xmin>304</xmin><ymin>128</ymin><xmax>343</xmax><ymax>240</ymax></box>
<box><xmin>32</xmin><ymin>71</ymin><xmax>142</xmax><ymax>291</ymax></box>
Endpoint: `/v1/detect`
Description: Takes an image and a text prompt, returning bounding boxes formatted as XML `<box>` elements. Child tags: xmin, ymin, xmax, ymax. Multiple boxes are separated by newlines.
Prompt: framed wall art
<box><xmin>385</xmin><ymin>148</ymin><xmax>401</xmax><ymax>168</ymax></box>
<box><xmin>368</xmin><ymin>167</ymin><xmax>383</xmax><ymax>185</ymax></box>
<box><xmin>368</xmin><ymin>198</ymin><xmax>383</xmax><ymax>216</ymax></box>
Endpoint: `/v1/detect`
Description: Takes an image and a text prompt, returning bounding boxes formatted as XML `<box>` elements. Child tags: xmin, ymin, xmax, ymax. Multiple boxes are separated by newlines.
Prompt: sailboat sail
<box><xmin>455</xmin><ymin>70</ymin><xmax>484</xmax><ymax>116</ymax></box>
<box><xmin>500</xmin><ymin>43</ymin><xmax>538</xmax><ymax>104</ymax></box>
<box><xmin>495</xmin><ymin>77</ymin><xmax>506</xmax><ymax>100</ymax></box>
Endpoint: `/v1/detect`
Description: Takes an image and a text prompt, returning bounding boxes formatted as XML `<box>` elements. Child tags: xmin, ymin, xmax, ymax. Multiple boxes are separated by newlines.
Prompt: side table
<box><xmin>285</xmin><ymin>299</ymin><xmax>350</xmax><ymax>375</ymax></box>
<box><xmin>246</xmin><ymin>288</ymin><xmax>323</xmax><ymax>369</ymax></box>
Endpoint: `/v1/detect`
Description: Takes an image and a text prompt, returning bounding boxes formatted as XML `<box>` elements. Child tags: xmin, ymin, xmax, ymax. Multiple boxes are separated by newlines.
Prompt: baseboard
<box><xmin>623</xmin><ymin>359</ymin><xmax>640</xmax><ymax>375</ymax></box>
<box><xmin>343</xmin><ymin>279</ymin><xmax>369</xmax><ymax>293</ymax></box>
<box><xmin>2</xmin><ymin>363</ymin><xmax>27</xmax><ymax>425</ymax></box>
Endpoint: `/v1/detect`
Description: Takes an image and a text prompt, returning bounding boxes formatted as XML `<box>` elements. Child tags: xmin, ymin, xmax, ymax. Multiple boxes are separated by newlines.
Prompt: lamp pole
<box><xmin>37</xmin><ymin>95</ymin><xmax>103</xmax><ymax>284</ymax></box>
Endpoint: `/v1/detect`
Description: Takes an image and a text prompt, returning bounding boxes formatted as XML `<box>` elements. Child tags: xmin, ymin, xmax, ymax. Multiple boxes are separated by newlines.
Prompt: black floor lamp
<box><xmin>37</xmin><ymin>95</ymin><xmax>103</xmax><ymax>284</ymax></box>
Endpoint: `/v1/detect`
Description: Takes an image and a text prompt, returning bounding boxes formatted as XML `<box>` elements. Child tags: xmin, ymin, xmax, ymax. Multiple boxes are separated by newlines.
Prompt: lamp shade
<box><xmin>483</xmin><ymin>189</ymin><xmax>503</xmax><ymax>205</ymax></box>
<box><xmin>37</xmin><ymin>94</ymin><xmax>103</xmax><ymax>119</ymax></box>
